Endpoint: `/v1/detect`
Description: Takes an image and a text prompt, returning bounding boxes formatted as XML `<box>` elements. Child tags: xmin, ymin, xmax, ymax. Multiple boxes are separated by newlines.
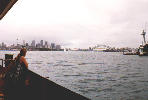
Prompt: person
<box><xmin>5</xmin><ymin>48</ymin><xmax>29</xmax><ymax>86</ymax></box>
<box><xmin>15</xmin><ymin>48</ymin><xmax>28</xmax><ymax>69</ymax></box>
<box><xmin>5</xmin><ymin>48</ymin><xmax>30</xmax><ymax>100</ymax></box>
<box><xmin>15</xmin><ymin>48</ymin><xmax>30</xmax><ymax>86</ymax></box>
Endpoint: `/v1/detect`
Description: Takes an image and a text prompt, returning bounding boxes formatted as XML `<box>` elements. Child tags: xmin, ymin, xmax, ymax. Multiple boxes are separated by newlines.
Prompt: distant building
<box><xmin>23</xmin><ymin>40</ymin><xmax>26</xmax><ymax>46</ymax></box>
<box><xmin>2</xmin><ymin>42</ymin><xmax>5</xmax><ymax>48</ymax></box>
<box><xmin>16</xmin><ymin>44</ymin><xmax>22</xmax><ymax>49</ymax></box>
<box><xmin>36</xmin><ymin>43</ymin><xmax>41</xmax><ymax>48</ymax></box>
<box><xmin>31</xmin><ymin>40</ymin><xmax>36</xmax><ymax>48</ymax></box>
<box><xmin>26</xmin><ymin>43</ymin><xmax>29</xmax><ymax>47</ymax></box>
<box><xmin>2</xmin><ymin>42</ymin><xmax>6</xmax><ymax>48</ymax></box>
<box><xmin>56</xmin><ymin>45</ymin><xmax>61</xmax><ymax>50</ymax></box>
<box><xmin>45</xmin><ymin>41</ymin><xmax>48</xmax><ymax>48</ymax></box>
<box><xmin>89</xmin><ymin>47</ymin><xmax>92</xmax><ymax>51</ymax></box>
<box><xmin>40</xmin><ymin>40</ymin><xmax>43</xmax><ymax>48</ymax></box>
<box><xmin>10</xmin><ymin>44</ymin><xmax>15</xmax><ymax>48</ymax></box>
<box><xmin>51</xmin><ymin>43</ymin><xmax>55</xmax><ymax>49</ymax></box>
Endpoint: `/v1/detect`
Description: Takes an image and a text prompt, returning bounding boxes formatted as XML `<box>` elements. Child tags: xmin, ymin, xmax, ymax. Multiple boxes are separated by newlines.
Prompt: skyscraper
<box><xmin>56</xmin><ymin>45</ymin><xmax>61</xmax><ymax>50</ymax></box>
<box><xmin>40</xmin><ymin>40</ymin><xmax>43</xmax><ymax>48</ymax></box>
<box><xmin>45</xmin><ymin>41</ymin><xmax>48</xmax><ymax>48</ymax></box>
<box><xmin>2</xmin><ymin>42</ymin><xmax>6</xmax><ymax>48</ymax></box>
<box><xmin>31</xmin><ymin>40</ymin><xmax>36</xmax><ymax>48</ymax></box>
<box><xmin>51</xmin><ymin>43</ymin><xmax>55</xmax><ymax>49</ymax></box>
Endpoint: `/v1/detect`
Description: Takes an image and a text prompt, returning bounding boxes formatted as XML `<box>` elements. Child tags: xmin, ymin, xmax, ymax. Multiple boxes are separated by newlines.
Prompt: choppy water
<box><xmin>0</xmin><ymin>51</ymin><xmax>148</xmax><ymax>100</ymax></box>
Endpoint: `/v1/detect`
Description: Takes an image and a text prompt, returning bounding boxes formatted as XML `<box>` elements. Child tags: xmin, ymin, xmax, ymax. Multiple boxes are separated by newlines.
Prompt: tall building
<box><xmin>16</xmin><ymin>38</ymin><xmax>19</xmax><ymax>46</ymax></box>
<box><xmin>51</xmin><ymin>43</ymin><xmax>55</xmax><ymax>49</ymax></box>
<box><xmin>2</xmin><ymin>42</ymin><xmax>6</xmax><ymax>48</ymax></box>
<box><xmin>56</xmin><ymin>45</ymin><xmax>61</xmax><ymax>50</ymax></box>
<box><xmin>36</xmin><ymin>43</ymin><xmax>41</xmax><ymax>48</ymax></box>
<box><xmin>40</xmin><ymin>40</ymin><xmax>43</xmax><ymax>48</ymax></box>
<box><xmin>2</xmin><ymin>42</ymin><xmax>4</xmax><ymax>47</ymax></box>
<box><xmin>31</xmin><ymin>40</ymin><xmax>36</xmax><ymax>48</ymax></box>
<box><xmin>45</xmin><ymin>41</ymin><xmax>48</xmax><ymax>48</ymax></box>
<box><xmin>26</xmin><ymin>43</ymin><xmax>29</xmax><ymax>47</ymax></box>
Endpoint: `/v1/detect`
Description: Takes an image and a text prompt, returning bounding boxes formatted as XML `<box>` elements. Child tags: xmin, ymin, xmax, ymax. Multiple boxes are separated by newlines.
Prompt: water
<box><xmin>0</xmin><ymin>51</ymin><xmax>148</xmax><ymax>100</ymax></box>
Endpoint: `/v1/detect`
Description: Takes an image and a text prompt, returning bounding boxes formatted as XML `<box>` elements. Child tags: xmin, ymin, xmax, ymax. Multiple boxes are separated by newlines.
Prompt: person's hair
<box><xmin>20</xmin><ymin>48</ymin><xmax>27</xmax><ymax>56</ymax></box>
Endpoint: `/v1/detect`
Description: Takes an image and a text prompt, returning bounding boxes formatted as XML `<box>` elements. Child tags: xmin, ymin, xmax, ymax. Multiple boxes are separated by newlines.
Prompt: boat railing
<box><xmin>0</xmin><ymin>59</ymin><xmax>14</xmax><ymax>68</ymax></box>
<box><xmin>0</xmin><ymin>59</ymin><xmax>3</xmax><ymax>68</ymax></box>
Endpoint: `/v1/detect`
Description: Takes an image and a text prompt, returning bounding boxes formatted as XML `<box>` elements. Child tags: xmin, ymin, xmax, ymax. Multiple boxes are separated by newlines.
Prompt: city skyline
<box><xmin>0</xmin><ymin>39</ymin><xmax>61</xmax><ymax>47</ymax></box>
<box><xmin>0</xmin><ymin>39</ymin><xmax>63</xmax><ymax>51</ymax></box>
<box><xmin>0</xmin><ymin>39</ymin><xmax>138</xmax><ymax>52</ymax></box>
<box><xmin>0</xmin><ymin>38</ymin><xmax>140</xmax><ymax>49</ymax></box>
<box><xmin>0</xmin><ymin>39</ymin><xmax>138</xmax><ymax>49</ymax></box>
<box><xmin>0</xmin><ymin>0</ymin><xmax>148</xmax><ymax>48</ymax></box>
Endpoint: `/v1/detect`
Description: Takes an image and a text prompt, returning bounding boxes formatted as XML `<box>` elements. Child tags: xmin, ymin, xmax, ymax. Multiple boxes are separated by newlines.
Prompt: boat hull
<box><xmin>138</xmin><ymin>44</ymin><xmax>148</xmax><ymax>56</ymax></box>
<box><xmin>0</xmin><ymin>69</ymin><xmax>90</xmax><ymax>100</ymax></box>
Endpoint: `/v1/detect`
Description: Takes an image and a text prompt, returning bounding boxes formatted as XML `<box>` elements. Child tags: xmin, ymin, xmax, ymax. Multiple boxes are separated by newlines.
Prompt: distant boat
<box><xmin>123</xmin><ymin>51</ymin><xmax>138</xmax><ymax>55</ymax></box>
<box><xmin>93</xmin><ymin>45</ymin><xmax>109</xmax><ymax>52</ymax></box>
<box><xmin>138</xmin><ymin>30</ymin><xmax>148</xmax><ymax>56</ymax></box>
<box><xmin>123</xmin><ymin>49</ymin><xmax>138</xmax><ymax>55</ymax></box>
<box><xmin>64</xmin><ymin>48</ymin><xmax>68</xmax><ymax>52</ymax></box>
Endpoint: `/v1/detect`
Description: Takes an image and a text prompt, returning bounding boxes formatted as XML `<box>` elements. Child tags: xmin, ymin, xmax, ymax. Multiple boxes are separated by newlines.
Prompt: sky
<box><xmin>0</xmin><ymin>0</ymin><xmax>148</xmax><ymax>48</ymax></box>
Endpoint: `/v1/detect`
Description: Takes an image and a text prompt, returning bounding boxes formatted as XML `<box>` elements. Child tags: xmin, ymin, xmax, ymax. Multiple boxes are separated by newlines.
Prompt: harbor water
<box><xmin>0</xmin><ymin>51</ymin><xmax>148</xmax><ymax>100</ymax></box>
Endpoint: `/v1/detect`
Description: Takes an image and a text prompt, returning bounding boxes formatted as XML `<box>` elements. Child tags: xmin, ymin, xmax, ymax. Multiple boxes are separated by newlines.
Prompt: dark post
<box><xmin>0</xmin><ymin>59</ymin><xmax>3</xmax><ymax>67</ymax></box>
<box><xmin>5</xmin><ymin>54</ymin><xmax>13</xmax><ymax>67</ymax></box>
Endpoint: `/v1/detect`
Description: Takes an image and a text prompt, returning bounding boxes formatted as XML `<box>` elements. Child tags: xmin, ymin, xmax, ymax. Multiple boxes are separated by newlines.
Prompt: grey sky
<box><xmin>0</xmin><ymin>0</ymin><xmax>148</xmax><ymax>48</ymax></box>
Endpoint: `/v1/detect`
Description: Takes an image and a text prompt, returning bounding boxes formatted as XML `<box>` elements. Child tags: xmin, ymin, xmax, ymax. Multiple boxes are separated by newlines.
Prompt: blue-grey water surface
<box><xmin>0</xmin><ymin>51</ymin><xmax>148</xmax><ymax>100</ymax></box>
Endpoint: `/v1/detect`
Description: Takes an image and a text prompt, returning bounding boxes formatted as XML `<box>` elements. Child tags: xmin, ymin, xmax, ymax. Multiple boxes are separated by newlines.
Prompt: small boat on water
<box><xmin>123</xmin><ymin>50</ymin><xmax>138</xmax><ymax>55</ymax></box>
<box><xmin>93</xmin><ymin>45</ymin><xmax>110</xmax><ymax>52</ymax></box>
<box><xmin>123</xmin><ymin>52</ymin><xmax>138</xmax><ymax>55</ymax></box>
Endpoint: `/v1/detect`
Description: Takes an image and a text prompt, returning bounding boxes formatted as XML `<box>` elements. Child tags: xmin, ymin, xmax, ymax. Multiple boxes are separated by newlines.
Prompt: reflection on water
<box><xmin>0</xmin><ymin>51</ymin><xmax>148</xmax><ymax>100</ymax></box>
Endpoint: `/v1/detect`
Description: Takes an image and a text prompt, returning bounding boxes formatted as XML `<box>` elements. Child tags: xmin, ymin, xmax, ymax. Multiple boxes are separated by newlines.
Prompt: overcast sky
<box><xmin>0</xmin><ymin>0</ymin><xmax>148</xmax><ymax>48</ymax></box>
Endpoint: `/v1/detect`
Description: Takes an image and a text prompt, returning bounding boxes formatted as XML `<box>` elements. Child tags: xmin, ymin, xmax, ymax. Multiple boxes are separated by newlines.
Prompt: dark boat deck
<box><xmin>0</xmin><ymin>69</ymin><xmax>90</xmax><ymax>100</ymax></box>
